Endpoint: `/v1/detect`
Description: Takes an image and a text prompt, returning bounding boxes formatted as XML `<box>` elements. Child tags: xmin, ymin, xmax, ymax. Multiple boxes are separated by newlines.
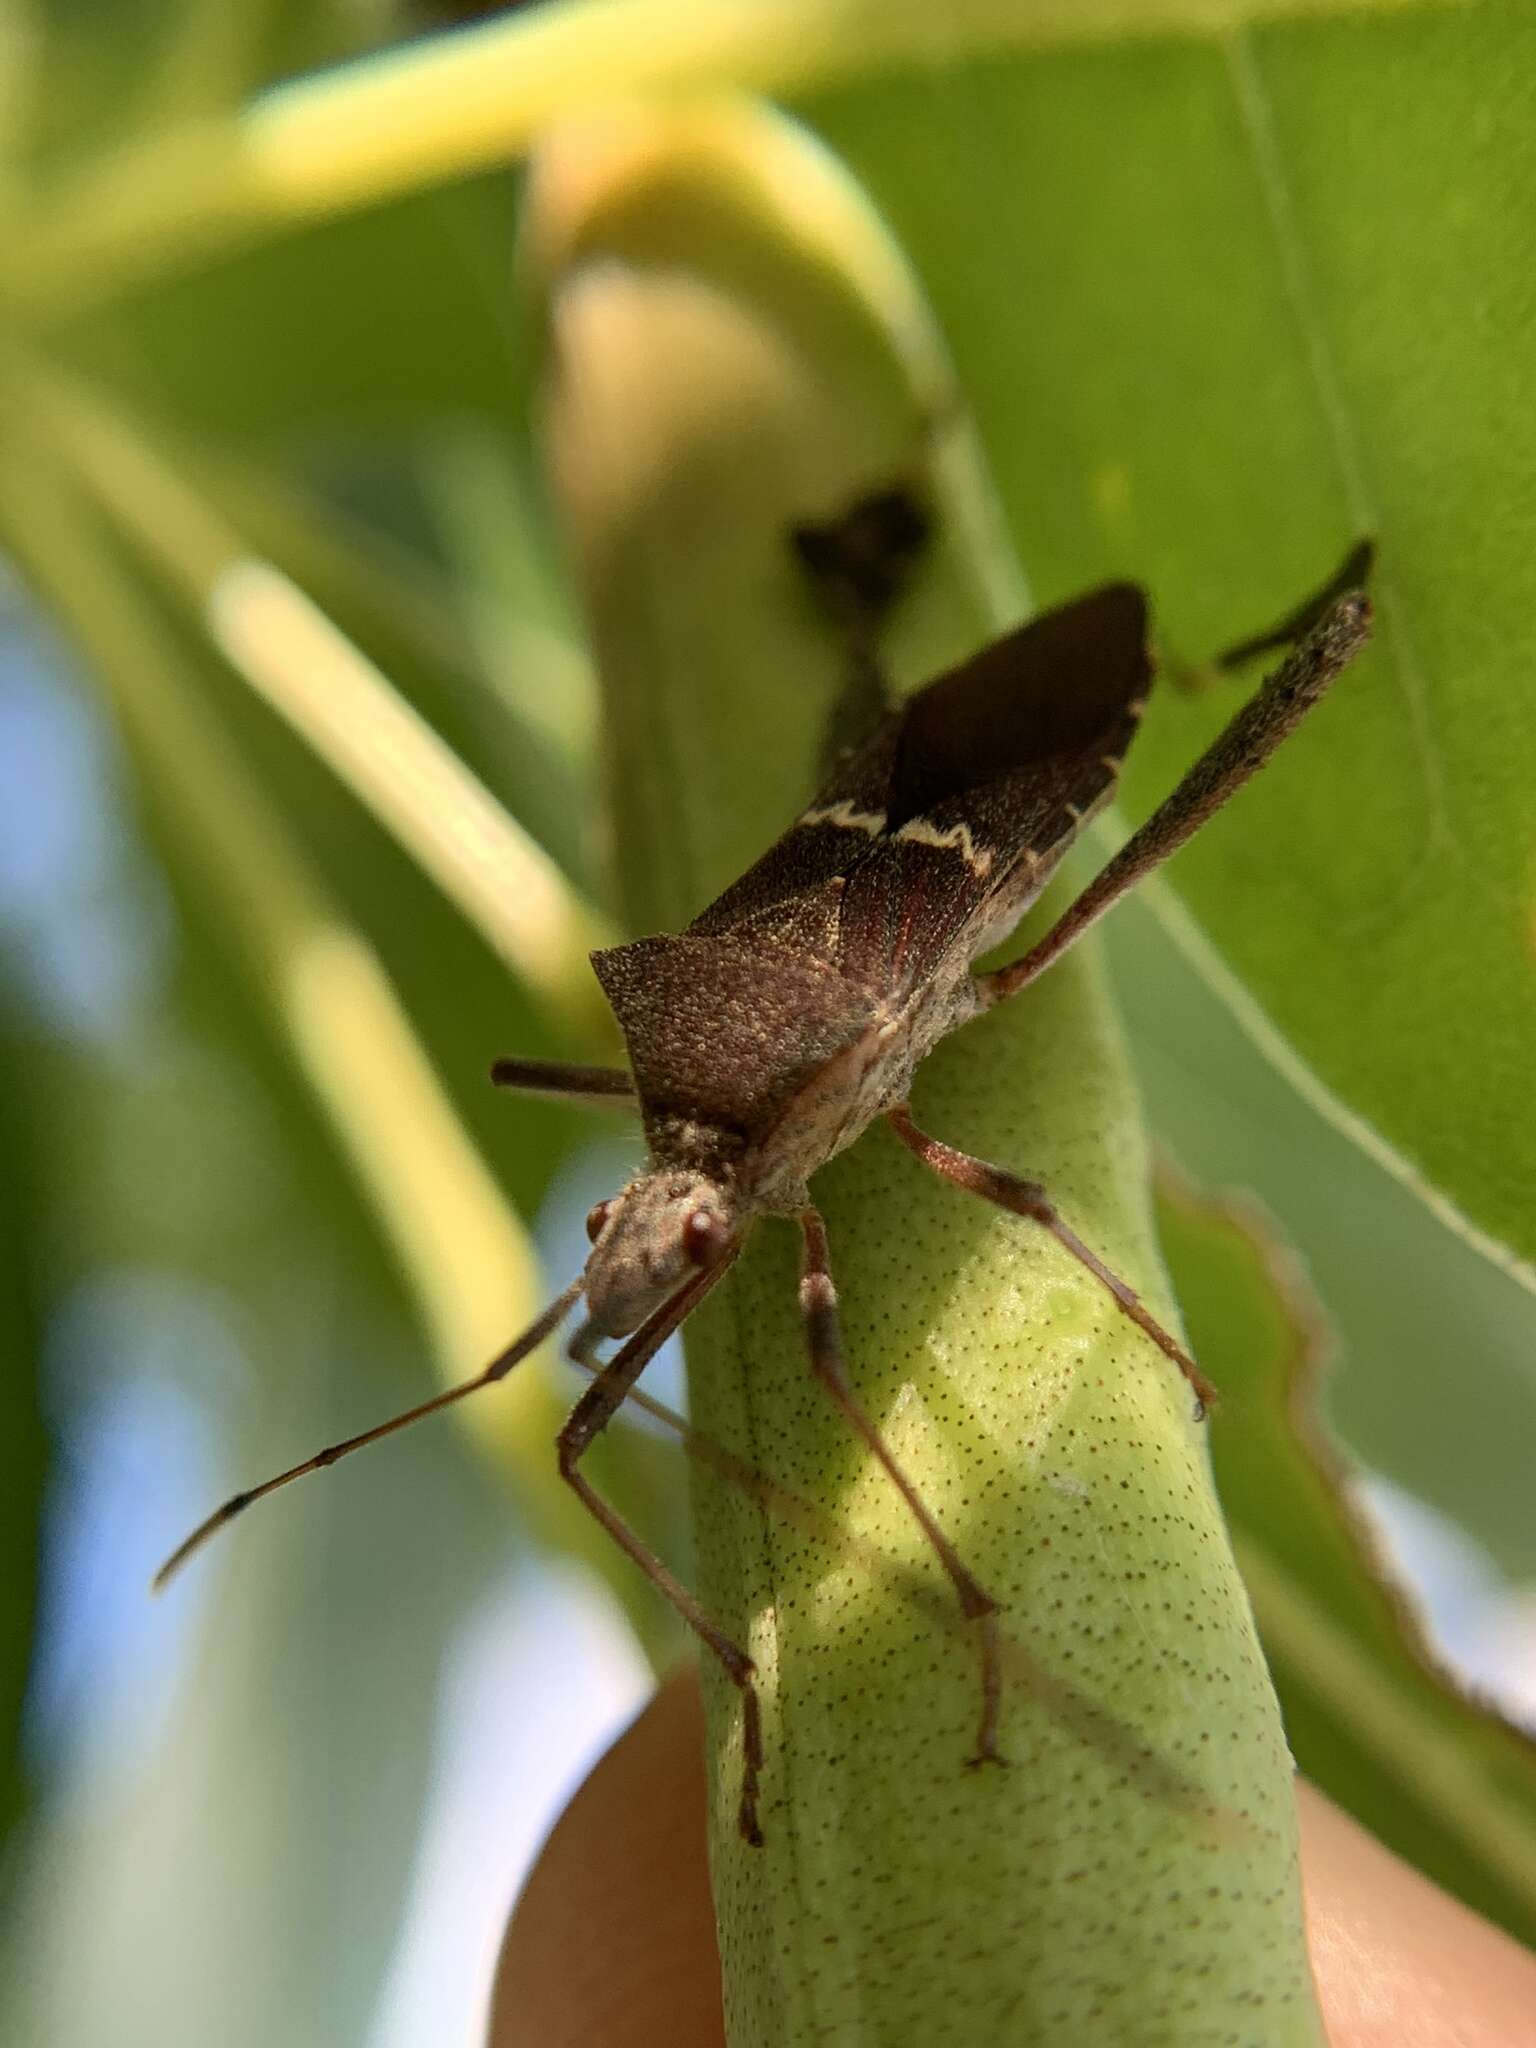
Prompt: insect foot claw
<box><xmin>965</xmin><ymin>1747</ymin><xmax>1010</xmax><ymax>1773</ymax></box>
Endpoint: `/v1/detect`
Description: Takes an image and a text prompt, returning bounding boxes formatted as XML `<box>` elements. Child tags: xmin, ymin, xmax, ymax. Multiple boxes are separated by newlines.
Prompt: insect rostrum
<box><xmin>158</xmin><ymin>522</ymin><xmax>1372</xmax><ymax>1848</ymax></box>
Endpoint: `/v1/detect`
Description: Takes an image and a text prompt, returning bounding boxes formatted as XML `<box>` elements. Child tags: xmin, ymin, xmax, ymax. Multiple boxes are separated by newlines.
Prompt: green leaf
<box><xmin>528</xmin><ymin>99</ymin><xmax>1323</xmax><ymax>2046</ymax></box>
<box><xmin>23</xmin><ymin>0</ymin><xmax>1533</xmax><ymax>1285</ymax></box>
<box><xmin>0</xmin><ymin>684</ymin><xmax>507</xmax><ymax>2048</ymax></box>
<box><xmin>1106</xmin><ymin>898</ymin><xmax>1536</xmax><ymax>1576</ymax></box>
<box><xmin>0</xmin><ymin>394</ymin><xmax>641</xmax><ymax>2045</ymax></box>
<box><xmin>6</xmin><ymin>1</ymin><xmax>1534</xmax><ymax>2035</ymax></box>
<box><xmin>1157</xmin><ymin>1169</ymin><xmax>1536</xmax><ymax>1944</ymax></box>
<box><xmin>63</xmin><ymin>178</ymin><xmax>532</xmax><ymax>440</ymax></box>
<box><xmin>0</xmin><ymin>412</ymin><xmax>620</xmax><ymax>1590</ymax></box>
<box><xmin>794</xmin><ymin>3</ymin><xmax>1536</xmax><ymax>1286</ymax></box>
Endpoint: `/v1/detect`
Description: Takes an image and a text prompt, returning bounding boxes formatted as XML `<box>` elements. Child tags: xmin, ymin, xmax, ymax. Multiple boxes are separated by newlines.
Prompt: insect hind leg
<box><xmin>887</xmin><ymin>1107</ymin><xmax>1218</xmax><ymax>1415</ymax></box>
<box><xmin>790</xmin><ymin>479</ymin><xmax>934</xmax><ymax>774</ymax></box>
<box><xmin>1215</xmin><ymin>537</ymin><xmax>1375</xmax><ymax>671</ymax></box>
<box><xmin>557</xmin><ymin>1253</ymin><xmax>767</xmax><ymax>1845</ymax></box>
<box><xmin>976</xmin><ymin>584</ymin><xmax>1373</xmax><ymax>1010</ymax></box>
<box><xmin>797</xmin><ymin>1206</ymin><xmax>1006</xmax><ymax>1768</ymax></box>
<box><xmin>790</xmin><ymin>480</ymin><xmax>932</xmax><ymax>644</ymax></box>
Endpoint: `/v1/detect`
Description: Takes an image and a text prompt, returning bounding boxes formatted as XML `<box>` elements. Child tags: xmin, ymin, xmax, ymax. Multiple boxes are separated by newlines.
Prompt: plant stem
<box><xmin>527</xmin><ymin>99</ymin><xmax>1324</xmax><ymax>2046</ymax></box>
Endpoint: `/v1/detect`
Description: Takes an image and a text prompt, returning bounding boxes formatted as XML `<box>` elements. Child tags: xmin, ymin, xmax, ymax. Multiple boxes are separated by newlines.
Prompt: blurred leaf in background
<box><xmin>0</xmin><ymin>5</ymin><xmax>655</xmax><ymax>2043</ymax></box>
<box><xmin>0</xmin><ymin>1</ymin><xmax>1533</xmax><ymax>2044</ymax></box>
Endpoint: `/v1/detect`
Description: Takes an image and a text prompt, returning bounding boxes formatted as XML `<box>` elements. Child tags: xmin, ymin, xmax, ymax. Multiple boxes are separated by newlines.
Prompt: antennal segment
<box><xmin>154</xmin><ymin>1275</ymin><xmax>585</xmax><ymax>1591</ymax></box>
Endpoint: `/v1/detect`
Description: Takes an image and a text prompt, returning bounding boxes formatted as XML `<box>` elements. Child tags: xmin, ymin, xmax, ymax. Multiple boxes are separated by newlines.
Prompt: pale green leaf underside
<box><xmin>1159</xmin><ymin>1176</ymin><xmax>1536</xmax><ymax>1947</ymax></box>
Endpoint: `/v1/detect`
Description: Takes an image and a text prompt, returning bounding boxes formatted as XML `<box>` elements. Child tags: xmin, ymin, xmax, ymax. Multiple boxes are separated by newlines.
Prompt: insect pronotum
<box><xmin>157</xmin><ymin>488</ymin><xmax>1373</xmax><ymax>1845</ymax></box>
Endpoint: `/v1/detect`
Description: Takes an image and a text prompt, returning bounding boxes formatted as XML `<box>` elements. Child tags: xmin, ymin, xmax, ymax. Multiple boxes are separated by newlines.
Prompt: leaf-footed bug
<box><xmin>158</xmin><ymin>488</ymin><xmax>1372</xmax><ymax>1846</ymax></box>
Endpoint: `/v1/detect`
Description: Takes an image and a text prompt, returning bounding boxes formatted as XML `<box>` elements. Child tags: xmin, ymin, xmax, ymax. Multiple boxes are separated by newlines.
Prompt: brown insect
<box><xmin>158</xmin><ymin>490</ymin><xmax>1372</xmax><ymax>1845</ymax></box>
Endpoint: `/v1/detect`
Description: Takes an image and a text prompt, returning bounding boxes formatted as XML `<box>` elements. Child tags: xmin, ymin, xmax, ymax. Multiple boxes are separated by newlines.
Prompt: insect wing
<box><xmin>836</xmin><ymin>584</ymin><xmax>1153</xmax><ymax>989</ymax></box>
<box><xmin>591</xmin><ymin>933</ymin><xmax>881</xmax><ymax>1146</ymax></box>
<box><xmin>680</xmin><ymin>582</ymin><xmax>1152</xmax><ymax>1000</ymax></box>
<box><xmin>685</xmin><ymin>722</ymin><xmax>900</xmax><ymax>947</ymax></box>
<box><xmin>885</xmin><ymin>584</ymin><xmax>1149</xmax><ymax>827</ymax></box>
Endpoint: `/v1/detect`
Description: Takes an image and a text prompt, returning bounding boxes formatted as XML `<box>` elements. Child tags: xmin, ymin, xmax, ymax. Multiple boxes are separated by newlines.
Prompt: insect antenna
<box><xmin>153</xmin><ymin>1275</ymin><xmax>586</xmax><ymax>1591</ymax></box>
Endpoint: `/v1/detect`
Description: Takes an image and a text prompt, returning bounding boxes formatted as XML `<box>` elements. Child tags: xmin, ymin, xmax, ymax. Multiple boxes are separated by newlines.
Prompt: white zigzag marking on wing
<box><xmin>800</xmin><ymin>799</ymin><xmax>887</xmax><ymax>835</ymax></box>
<box><xmin>893</xmin><ymin>817</ymin><xmax>994</xmax><ymax>877</ymax></box>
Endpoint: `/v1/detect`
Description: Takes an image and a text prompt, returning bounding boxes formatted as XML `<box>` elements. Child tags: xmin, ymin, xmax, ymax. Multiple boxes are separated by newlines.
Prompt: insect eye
<box><xmin>682</xmin><ymin>1208</ymin><xmax>728</xmax><ymax>1266</ymax></box>
<box><xmin>585</xmin><ymin>1199</ymin><xmax>614</xmax><ymax>1245</ymax></box>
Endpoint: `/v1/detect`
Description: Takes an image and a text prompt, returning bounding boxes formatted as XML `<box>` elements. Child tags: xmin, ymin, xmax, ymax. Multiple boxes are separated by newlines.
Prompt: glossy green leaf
<box><xmin>793</xmin><ymin>3</ymin><xmax>1536</xmax><ymax>1289</ymax></box>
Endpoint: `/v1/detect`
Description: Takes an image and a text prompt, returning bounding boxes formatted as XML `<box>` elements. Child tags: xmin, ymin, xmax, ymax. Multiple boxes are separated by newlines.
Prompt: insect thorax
<box><xmin>644</xmin><ymin>1110</ymin><xmax>751</xmax><ymax>1187</ymax></box>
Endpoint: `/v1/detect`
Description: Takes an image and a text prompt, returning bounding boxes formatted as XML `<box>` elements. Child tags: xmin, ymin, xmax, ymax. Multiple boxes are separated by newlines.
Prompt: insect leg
<box><xmin>1214</xmin><ymin>538</ymin><xmax>1375</xmax><ymax>671</ymax></box>
<box><xmin>557</xmin><ymin>1251</ymin><xmax>768</xmax><ymax>1844</ymax></box>
<box><xmin>790</xmin><ymin>480</ymin><xmax>933</xmax><ymax>772</ymax></box>
<box><xmin>798</xmin><ymin>1206</ymin><xmax>1005</xmax><ymax>1768</ymax></box>
<box><xmin>489</xmin><ymin>1056</ymin><xmax>635</xmax><ymax>1105</ymax></box>
<box><xmin>887</xmin><ymin>1108</ymin><xmax>1218</xmax><ymax>1414</ymax></box>
<box><xmin>976</xmin><ymin>588</ymin><xmax>1373</xmax><ymax>1009</ymax></box>
<box><xmin>790</xmin><ymin>480</ymin><xmax>932</xmax><ymax>644</ymax></box>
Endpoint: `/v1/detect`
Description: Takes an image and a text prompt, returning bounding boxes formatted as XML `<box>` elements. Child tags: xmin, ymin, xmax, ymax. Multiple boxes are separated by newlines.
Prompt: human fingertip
<box><xmin>488</xmin><ymin>1669</ymin><xmax>723</xmax><ymax>2048</ymax></box>
<box><xmin>1299</xmin><ymin>1781</ymin><xmax>1536</xmax><ymax>2047</ymax></box>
